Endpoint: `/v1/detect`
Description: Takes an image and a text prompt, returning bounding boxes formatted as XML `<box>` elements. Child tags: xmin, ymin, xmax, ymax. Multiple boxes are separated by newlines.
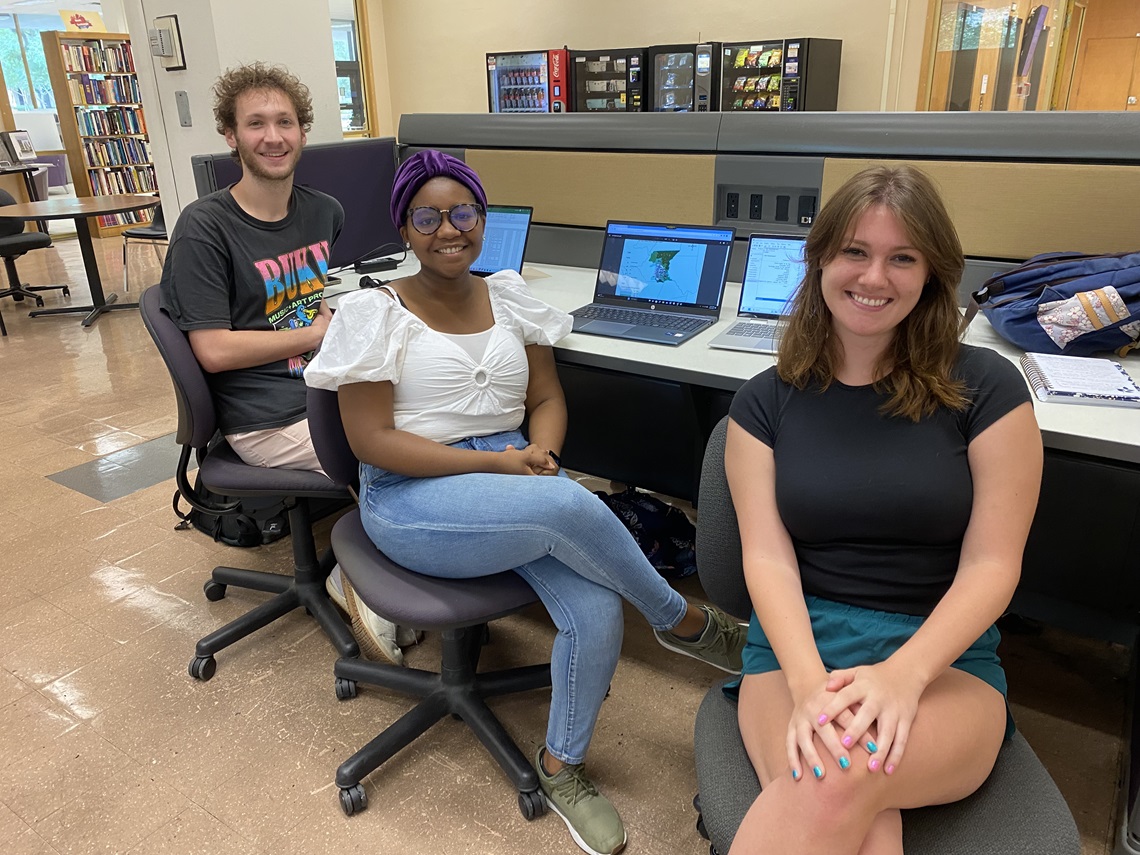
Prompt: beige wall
<box><xmin>364</xmin><ymin>0</ymin><xmax>929</xmax><ymax>129</ymax></box>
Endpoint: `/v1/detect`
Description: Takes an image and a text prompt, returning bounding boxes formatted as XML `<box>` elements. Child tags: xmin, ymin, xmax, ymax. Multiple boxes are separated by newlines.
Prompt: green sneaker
<box><xmin>654</xmin><ymin>604</ymin><xmax>745</xmax><ymax>673</ymax></box>
<box><xmin>535</xmin><ymin>748</ymin><xmax>626</xmax><ymax>855</ymax></box>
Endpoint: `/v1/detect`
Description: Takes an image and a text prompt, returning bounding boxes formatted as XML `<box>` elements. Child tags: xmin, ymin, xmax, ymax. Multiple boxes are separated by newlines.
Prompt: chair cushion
<box><xmin>198</xmin><ymin>441</ymin><xmax>347</xmax><ymax>500</ymax></box>
<box><xmin>123</xmin><ymin>226</ymin><xmax>167</xmax><ymax>239</ymax></box>
<box><xmin>693</xmin><ymin>681</ymin><xmax>1080</xmax><ymax>855</ymax></box>
<box><xmin>0</xmin><ymin>232</ymin><xmax>52</xmax><ymax>254</ymax></box>
<box><xmin>331</xmin><ymin>511</ymin><xmax>541</xmax><ymax>631</ymax></box>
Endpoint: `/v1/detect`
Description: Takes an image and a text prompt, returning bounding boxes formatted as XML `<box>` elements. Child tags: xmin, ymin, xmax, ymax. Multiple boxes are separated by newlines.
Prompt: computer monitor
<box><xmin>190</xmin><ymin>137</ymin><xmax>402</xmax><ymax>271</ymax></box>
<box><xmin>471</xmin><ymin>204</ymin><xmax>533</xmax><ymax>275</ymax></box>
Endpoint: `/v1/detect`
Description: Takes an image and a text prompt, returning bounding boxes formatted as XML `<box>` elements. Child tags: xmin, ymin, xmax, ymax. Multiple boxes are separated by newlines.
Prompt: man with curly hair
<box><xmin>160</xmin><ymin>62</ymin><xmax>343</xmax><ymax>473</ymax></box>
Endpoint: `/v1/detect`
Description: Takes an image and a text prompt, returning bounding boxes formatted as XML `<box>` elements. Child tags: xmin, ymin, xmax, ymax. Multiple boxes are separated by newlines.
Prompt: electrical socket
<box><xmin>749</xmin><ymin>194</ymin><xmax>763</xmax><ymax>220</ymax></box>
<box><xmin>726</xmin><ymin>192</ymin><xmax>739</xmax><ymax>218</ymax></box>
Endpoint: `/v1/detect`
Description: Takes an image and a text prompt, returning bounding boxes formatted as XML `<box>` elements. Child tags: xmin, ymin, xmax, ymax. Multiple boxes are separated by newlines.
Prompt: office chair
<box><xmin>306</xmin><ymin>384</ymin><xmax>553</xmax><ymax>819</ymax></box>
<box><xmin>690</xmin><ymin>417</ymin><xmax>1081</xmax><ymax>855</ymax></box>
<box><xmin>122</xmin><ymin>203</ymin><xmax>167</xmax><ymax>292</ymax></box>
<box><xmin>0</xmin><ymin>188</ymin><xmax>68</xmax><ymax>308</ymax></box>
<box><xmin>139</xmin><ymin>286</ymin><xmax>359</xmax><ymax>680</ymax></box>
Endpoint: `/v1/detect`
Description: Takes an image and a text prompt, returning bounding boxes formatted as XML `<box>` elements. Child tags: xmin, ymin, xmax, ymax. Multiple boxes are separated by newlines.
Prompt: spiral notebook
<box><xmin>1019</xmin><ymin>353</ymin><xmax>1140</xmax><ymax>408</ymax></box>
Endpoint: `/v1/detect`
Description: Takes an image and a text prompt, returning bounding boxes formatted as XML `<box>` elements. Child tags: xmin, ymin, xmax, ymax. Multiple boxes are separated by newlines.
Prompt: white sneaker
<box><xmin>326</xmin><ymin>566</ymin><xmax>419</xmax><ymax>666</ymax></box>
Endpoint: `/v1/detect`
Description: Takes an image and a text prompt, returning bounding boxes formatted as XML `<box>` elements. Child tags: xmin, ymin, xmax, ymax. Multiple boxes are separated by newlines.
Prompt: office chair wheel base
<box><xmin>518</xmin><ymin>789</ymin><xmax>546</xmax><ymax>820</ymax></box>
<box><xmin>62</xmin><ymin>286</ymin><xmax>70</xmax><ymax>297</ymax></box>
<box><xmin>339</xmin><ymin>784</ymin><xmax>367</xmax><ymax>816</ymax></box>
<box><xmin>334</xmin><ymin>677</ymin><xmax>357</xmax><ymax>700</ymax></box>
<box><xmin>203</xmin><ymin>580</ymin><xmax>227</xmax><ymax>601</ymax></box>
<box><xmin>188</xmin><ymin>655</ymin><xmax>216</xmax><ymax>681</ymax></box>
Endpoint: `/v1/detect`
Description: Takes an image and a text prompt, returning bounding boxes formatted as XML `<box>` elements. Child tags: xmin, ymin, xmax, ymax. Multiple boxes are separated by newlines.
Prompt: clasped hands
<box><xmin>787</xmin><ymin>660</ymin><xmax>924</xmax><ymax>782</ymax></box>
<box><xmin>500</xmin><ymin>443</ymin><xmax>560</xmax><ymax>476</ymax></box>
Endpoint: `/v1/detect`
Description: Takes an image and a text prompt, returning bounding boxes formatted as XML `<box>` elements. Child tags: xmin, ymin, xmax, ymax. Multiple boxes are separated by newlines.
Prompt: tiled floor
<box><xmin>0</xmin><ymin>233</ymin><xmax>1130</xmax><ymax>854</ymax></box>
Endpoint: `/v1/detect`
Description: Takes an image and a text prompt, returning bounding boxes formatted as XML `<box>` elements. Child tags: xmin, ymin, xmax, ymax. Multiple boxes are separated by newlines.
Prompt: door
<box><xmin>1071</xmin><ymin>37</ymin><xmax>1140</xmax><ymax>109</ymax></box>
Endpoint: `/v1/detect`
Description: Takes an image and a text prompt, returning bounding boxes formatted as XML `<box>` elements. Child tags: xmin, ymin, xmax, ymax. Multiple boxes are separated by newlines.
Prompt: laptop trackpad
<box><xmin>581</xmin><ymin>320</ymin><xmax>636</xmax><ymax>335</ymax></box>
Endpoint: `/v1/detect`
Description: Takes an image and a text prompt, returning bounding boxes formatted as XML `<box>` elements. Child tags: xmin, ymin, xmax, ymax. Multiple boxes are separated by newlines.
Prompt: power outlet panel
<box><xmin>749</xmin><ymin>194</ymin><xmax>763</xmax><ymax>220</ymax></box>
<box><xmin>726</xmin><ymin>192</ymin><xmax>739</xmax><ymax>218</ymax></box>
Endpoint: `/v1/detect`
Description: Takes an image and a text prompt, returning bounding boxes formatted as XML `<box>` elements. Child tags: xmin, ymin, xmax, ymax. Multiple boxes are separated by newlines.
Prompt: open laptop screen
<box><xmin>471</xmin><ymin>204</ymin><xmax>533</xmax><ymax>275</ymax></box>
<box><xmin>594</xmin><ymin>221</ymin><xmax>734</xmax><ymax>313</ymax></box>
<box><xmin>739</xmin><ymin>234</ymin><xmax>807</xmax><ymax>318</ymax></box>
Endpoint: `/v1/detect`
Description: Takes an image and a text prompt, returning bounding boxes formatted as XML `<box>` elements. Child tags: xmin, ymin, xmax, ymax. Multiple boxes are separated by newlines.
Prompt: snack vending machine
<box><xmin>486</xmin><ymin>48</ymin><xmax>570</xmax><ymax>113</ymax></box>
<box><xmin>721</xmin><ymin>38</ymin><xmax>842</xmax><ymax>112</ymax></box>
<box><xmin>570</xmin><ymin>48</ymin><xmax>647</xmax><ymax>111</ymax></box>
<box><xmin>647</xmin><ymin>43</ymin><xmax>721</xmax><ymax>112</ymax></box>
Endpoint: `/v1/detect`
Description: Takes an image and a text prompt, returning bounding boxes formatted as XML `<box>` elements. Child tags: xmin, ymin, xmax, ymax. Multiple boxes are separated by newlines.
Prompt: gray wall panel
<box><xmin>399</xmin><ymin>113</ymin><xmax>722</xmax><ymax>152</ymax></box>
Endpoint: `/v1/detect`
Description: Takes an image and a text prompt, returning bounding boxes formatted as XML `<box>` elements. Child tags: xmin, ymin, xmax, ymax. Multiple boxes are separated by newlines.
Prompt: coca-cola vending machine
<box><xmin>486</xmin><ymin>49</ymin><xmax>570</xmax><ymax>113</ymax></box>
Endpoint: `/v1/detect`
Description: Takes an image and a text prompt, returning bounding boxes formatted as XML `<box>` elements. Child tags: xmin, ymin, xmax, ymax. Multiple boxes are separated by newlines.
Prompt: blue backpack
<box><xmin>971</xmin><ymin>251</ymin><xmax>1140</xmax><ymax>357</ymax></box>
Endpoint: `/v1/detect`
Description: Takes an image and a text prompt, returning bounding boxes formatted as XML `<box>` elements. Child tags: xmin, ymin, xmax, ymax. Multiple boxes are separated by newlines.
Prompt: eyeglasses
<box><xmin>407</xmin><ymin>203</ymin><xmax>484</xmax><ymax>235</ymax></box>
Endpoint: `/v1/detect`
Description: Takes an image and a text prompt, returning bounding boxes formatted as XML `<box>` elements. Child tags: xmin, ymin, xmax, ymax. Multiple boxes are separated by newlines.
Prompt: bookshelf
<box><xmin>42</xmin><ymin>31</ymin><xmax>156</xmax><ymax>239</ymax></box>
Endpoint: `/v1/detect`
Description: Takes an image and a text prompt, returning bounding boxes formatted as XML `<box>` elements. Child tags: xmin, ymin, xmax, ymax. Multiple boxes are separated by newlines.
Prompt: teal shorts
<box><xmin>725</xmin><ymin>595</ymin><xmax>1014</xmax><ymax>739</ymax></box>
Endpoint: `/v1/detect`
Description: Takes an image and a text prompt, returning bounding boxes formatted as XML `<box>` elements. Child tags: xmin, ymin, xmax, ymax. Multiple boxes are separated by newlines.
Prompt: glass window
<box><xmin>922</xmin><ymin>1</ymin><xmax>1071</xmax><ymax>112</ymax></box>
<box><xmin>328</xmin><ymin>0</ymin><xmax>371</xmax><ymax>136</ymax></box>
<box><xmin>0</xmin><ymin>11</ymin><xmax>84</xmax><ymax>113</ymax></box>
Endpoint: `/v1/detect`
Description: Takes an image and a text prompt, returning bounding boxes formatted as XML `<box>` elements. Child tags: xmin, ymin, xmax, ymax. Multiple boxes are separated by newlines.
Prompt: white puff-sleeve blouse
<box><xmin>305</xmin><ymin>271</ymin><xmax>572</xmax><ymax>445</ymax></box>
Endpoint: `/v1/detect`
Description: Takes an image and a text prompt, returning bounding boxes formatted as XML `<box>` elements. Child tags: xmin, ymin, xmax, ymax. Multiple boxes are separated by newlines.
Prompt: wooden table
<box><xmin>5</xmin><ymin>194</ymin><xmax>160</xmax><ymax>326</ymax></box>
<box><xmin>0</xmin><ymin>163</ymin><xmax>52</xmax><ymax>232</ymax></box>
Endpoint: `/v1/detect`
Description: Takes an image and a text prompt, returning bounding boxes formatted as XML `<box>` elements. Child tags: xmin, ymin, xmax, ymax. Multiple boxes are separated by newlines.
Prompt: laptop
<box><xmin>571</xmin><ymin>220</ymin><xmax>734</xmax><ymax>345</ymax></box>
<box><xmin>707</xmin><ymin>233</ymin><xmax>807</xmax><ymax>353</ymax></box>
<box><xmin>471</xmin><ymin>204</ymin><xmax>533</xmax><ymax>276</ymax></box>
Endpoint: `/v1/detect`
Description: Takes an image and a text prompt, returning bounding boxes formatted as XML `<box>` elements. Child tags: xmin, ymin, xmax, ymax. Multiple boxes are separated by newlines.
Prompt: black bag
<box><xmin>173</xmin><ymin>474</ymin><xmax>290</xmax><ymax>548</ymax></box>
<box><xmin>594</xmin><ymin>487</ymin><xmax>697</xmax><ymax>579</ymax></box>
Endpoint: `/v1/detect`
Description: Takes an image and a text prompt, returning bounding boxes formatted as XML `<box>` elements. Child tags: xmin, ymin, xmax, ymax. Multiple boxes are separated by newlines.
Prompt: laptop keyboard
<box><xmin>574</xmin><ymin>306</ymin><xmax>708</xmax><ymax>332</ymax></box>
<box><xmin>726</xmin><ymin>320</ymin><xmax>781</xmax><ymax>338</ymax></box>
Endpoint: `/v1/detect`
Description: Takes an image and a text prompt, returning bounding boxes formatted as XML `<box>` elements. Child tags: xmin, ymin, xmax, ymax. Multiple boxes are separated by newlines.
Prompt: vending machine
<box><xmin>720</xmin><ymin>38</ymin><xmax>842</xmax><ymax>112</ymax></box>
<box><xmin>486</xmin><ymin>48</ymin><xmax>570</xmax><ymax>113</ymax></box>
<box><xmin>570</xmin><ymin>48</ymin><xmax>647</xmax><ymax>112</ymax></box>
<box><xmin>647</xmin><ymin>43</ymin><xmax>721</xmax><ymax>112</ymax></box>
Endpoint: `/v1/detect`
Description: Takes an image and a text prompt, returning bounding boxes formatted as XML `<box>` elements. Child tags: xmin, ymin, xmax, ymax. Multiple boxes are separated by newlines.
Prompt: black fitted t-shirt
<box><xmin>728</xmin><ymin>345</ymin><xmax>1031</xmax><ymax>616</ymax></box>
<box><xmin>159</xmin><ymin>185</ymin><xmax>343</xmax><ymax>434</ymax></box>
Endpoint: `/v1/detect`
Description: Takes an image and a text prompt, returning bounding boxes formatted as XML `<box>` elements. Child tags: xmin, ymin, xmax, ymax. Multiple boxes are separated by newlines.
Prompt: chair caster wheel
<box><xmin>62</xmin><ymin>287</ymin><xmax>71</xmax><ymax>297</ymax></box>
<box><xmin>339</xmin><ymin>784</ymin><xmax>367</xmax><ymax>816</ymax></box>
<box><xmin>188</xmin><ymin>655</ymin><xmax>216</xmax><ymax>681</ymax></box>
<box><xmin>203</xmin><ymin>581</ymin><xmax>226</xmax><ymax>601</ymax></box>
<box><xmin>334</xmin><ymin>678</ymin><xmax>357</xmax><ymax>700</ymax></box>
<box><xmin>518</xmin><ymin>789</ymin><xmax>546</xmax><ymax>820</ymax></box>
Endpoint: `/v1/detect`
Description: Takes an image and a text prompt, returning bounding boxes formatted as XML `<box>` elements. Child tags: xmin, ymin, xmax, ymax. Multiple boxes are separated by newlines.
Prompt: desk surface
<box><xmin>0</xmin><ymin>193</ymin><xmax>158</xmax><ymax>220</ymax></box>
<box><xmin>327</xmin><ymin>259</ymin><xmax>1140</xmax><ymax>466</ymax></box>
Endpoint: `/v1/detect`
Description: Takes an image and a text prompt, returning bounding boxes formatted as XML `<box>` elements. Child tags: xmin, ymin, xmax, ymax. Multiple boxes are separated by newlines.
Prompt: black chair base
<box><xmin>189</xmin><ymin>499</ymin><xmax>360</xmax><ymax>680</ymax></box>
<box><xmin>331</xmin><ymin>624</ymin><xmax>552</xmax><ymax>819</ymax></box>
<box><xmin>29</xmin><ymin>292</ymin><xmax>135</xmax><ymax>327</ymax></box>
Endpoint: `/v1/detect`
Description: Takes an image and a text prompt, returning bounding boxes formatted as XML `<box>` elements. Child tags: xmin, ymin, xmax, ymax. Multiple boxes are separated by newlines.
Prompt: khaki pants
<box><xmin>226</xmin><ymin>418</ymin><xmax>325</xmax><ymax>475</ymax></box>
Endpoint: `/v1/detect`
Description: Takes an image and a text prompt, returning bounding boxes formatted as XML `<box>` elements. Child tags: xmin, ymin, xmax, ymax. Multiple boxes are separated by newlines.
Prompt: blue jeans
<box><xmin>358</xmin><ymin>429</ymin><xmax>688</xmax><ymax>765</ymax></box>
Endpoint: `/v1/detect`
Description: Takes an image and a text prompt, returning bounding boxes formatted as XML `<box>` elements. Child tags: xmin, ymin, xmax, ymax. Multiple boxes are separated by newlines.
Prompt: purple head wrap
<box><xmin>390</xmin><ymin>150</ymin><xmax>488</xmax><ymax>229</ymax></box>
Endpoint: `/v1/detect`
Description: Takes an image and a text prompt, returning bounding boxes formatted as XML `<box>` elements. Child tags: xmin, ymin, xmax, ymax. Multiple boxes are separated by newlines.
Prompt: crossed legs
<box><xmin>731</xmin><ymin>668</ymin><xmax>1006</xmax><ymax>855</ymax></box>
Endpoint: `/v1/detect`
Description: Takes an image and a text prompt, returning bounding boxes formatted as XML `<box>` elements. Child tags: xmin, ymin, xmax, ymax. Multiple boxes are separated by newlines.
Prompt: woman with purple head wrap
<box><xmin>306</xmin><ymin>149</ymin><xmax>744</xmax><ymax>855</ymax></box>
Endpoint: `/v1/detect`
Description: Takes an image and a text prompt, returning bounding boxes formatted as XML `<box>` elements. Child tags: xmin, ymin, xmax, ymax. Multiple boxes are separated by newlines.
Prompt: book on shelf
<box><xmin>1020</xmin><ymin>352</ymin><xmax>1140</xmax><ymax>408</ymax></box>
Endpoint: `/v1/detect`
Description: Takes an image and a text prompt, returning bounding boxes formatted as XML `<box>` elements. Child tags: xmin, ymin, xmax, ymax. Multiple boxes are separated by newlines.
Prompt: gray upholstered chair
<box><xmin>691</xmin><ymin>416</ymin><xmax>1080</xmax><ymax>855</ymax></box>
<box><xmin>139</xmin><ymin>285</ymin><xmax>359</xmax><ymax>680</ymax></box>
<box><xmin>306</xmin><ymin>384</ymin><xmax>552</xmax><ymax>819</ymax></box>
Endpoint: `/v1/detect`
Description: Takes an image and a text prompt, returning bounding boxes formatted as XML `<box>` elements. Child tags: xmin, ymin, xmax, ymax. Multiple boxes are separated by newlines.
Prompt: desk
<box><xmin>328</xmin><ymin>259</ymin><xmax>1140</xmax><ymax>637</ymax></box>
<box><xmin>6</xmin><ymin>194</ymin><xmax>159</xmax><ymax>327</ymax></box>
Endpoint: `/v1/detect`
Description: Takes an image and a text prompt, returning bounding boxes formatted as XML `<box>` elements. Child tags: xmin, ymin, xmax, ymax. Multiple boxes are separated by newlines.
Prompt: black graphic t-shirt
<box><xmin>159</xmin><ymin>185</ymin><xmax>344</xmax><ymax>433</ymax></box>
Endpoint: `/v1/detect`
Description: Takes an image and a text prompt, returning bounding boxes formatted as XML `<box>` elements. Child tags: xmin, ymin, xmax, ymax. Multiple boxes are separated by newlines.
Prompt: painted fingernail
<box><xmin>842</xmin><ymin>735</ymin><xmax>853</xmax><ymax>748</ymax></box>
<box><xmin>812</xmin><ymin>765</ymin><xmax>823</xmax><ymax>779</ymax></box>
<box><xmin>886</xmin><ymin>764</ymin><xmax>896</xmax><ymax>775</ymax></box>
<box><xmin>792</xmin><ymin>769</ymin><xmax>800</xmax><ymax>781</ymax></box>
<box><xmin>866</xmin><ymin>741</ymin><xmax>878</xmax><ymax>753</ymax></box>
<box><xmin>817</xmin><ymin>714</ymin><xmax>829</xmax><ymax>725</ymax></box>
<box><xmin>869</xmin><ymin>758</ymin><xmax>881</xmax><ymax>771</ymax></box>
<box><xmin>838</xmin><ymin>756</ymin><xmax>851</xmax><ymax>770</ymax></box>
